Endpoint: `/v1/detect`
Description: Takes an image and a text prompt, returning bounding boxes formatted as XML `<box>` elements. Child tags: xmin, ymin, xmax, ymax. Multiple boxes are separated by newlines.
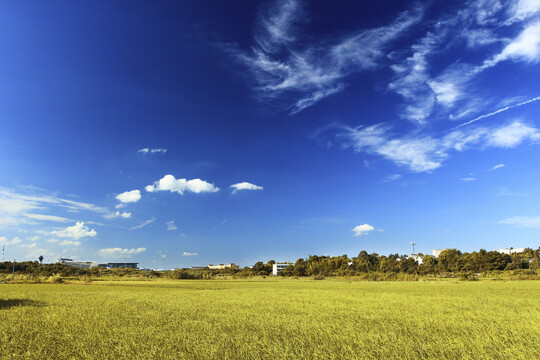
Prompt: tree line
<box><xmin>0</xmin><ymin>248</ymin><xmax>538</xmax><ymax>279</ymax></box>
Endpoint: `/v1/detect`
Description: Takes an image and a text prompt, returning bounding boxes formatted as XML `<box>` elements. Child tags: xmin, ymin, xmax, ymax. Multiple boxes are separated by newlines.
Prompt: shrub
<box><xmin>48</xmin><ymin>274</ymin><xmax>63</xmax><ymax>284</ymax></box>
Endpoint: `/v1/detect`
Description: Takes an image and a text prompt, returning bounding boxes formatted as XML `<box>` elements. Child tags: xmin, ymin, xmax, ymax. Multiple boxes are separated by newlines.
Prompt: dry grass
<box><xmin>0</xmin><ymin>279</ymin><xmax>538</xmax><ymax>359</ymax></box>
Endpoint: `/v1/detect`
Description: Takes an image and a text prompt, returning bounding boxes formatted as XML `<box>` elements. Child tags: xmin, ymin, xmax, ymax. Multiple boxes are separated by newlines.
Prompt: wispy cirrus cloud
<box><xmin>230</xmin><ymin>182</ymin><xmax>263</xmax><ymax>194</ymax></box>
<box><xmin>23</xmin><ymin>213</ymin><xmax>70</xmax><ymax>223</ymax></box>
<box><xmin>129</xmin><ymin>218</ymin><xmax>155</xmax><ymax>231</ymax></box>
<box><xmin>338</xmin><ymin>119</ymin><xmax>539</xmax><ymax>172</ymax></box>
<box><xmin>227</xmin><ymin>0</ymin><xmax>423</xmax><ymax>113</ymax></box>
<box><xmin>0</xmin><ymin>187</ymin><xmax>116</xmax><ymax>227</ymax></box>
<box><xmin>166</xmin><ymin>220</ymin><xmax>177</xmax><ymax>231</ymax></box>
<box><xmin>499</xmin><ymin>215</ymin><xmax>540</xmax><ymax>228</ymax></box>
<box><xmin>386</xmin><ymin>1</ymin><xmax>540</xmax><ymax>125</ymax></box>
<box><xmin>138</xmin><ymin>148</ymin><xmax>167</xmax><ymax>154</ymax></box>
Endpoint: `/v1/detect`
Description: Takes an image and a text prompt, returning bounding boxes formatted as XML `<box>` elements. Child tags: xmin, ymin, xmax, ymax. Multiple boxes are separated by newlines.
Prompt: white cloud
<box><xmin>104</xmin><ymin>211</ymin><xmax>132</xmax><ymax>219</ymax></box>
<box><xmin>99</xmin><ymin>247</ymin><xmax>146</xmax><ymax>258</ymax></box>
<box><xmin>453</xmin><ymin>96</ymin><xmax>540</xmax><ymax>129</ymax></box>
<box><xmin>60</xmin><ymin>240</ymin><xmax>81</xmax><ymax>246</ymax></box>
<box><xmin>486</xmin><ymin>121</ymin><xmax>540</xmax><ymax>147</ymax></box>
<box><xmin>491</xmin><ymin>163</ymin><xmax>505</xmax><ymax>170</ymax></box>
<box><xmin>506</xmin><ymin>0</ymin><xmax>540</xmax><ymax>24</ymax></box>
<box><xmin>499</xmin><ymin>216</ymin><xmax>540</xmax><ymax>228</ymax></box>
<box><xmin>166</xmin><ymin>221</ymin><xmax>177</xmax><ymax>231</ymax></box>
<box><xmin>138</xmin><ymin>148</ymin><xmax>167</xmax><ymax>154</ymax></box>
<box><xmin>23</xmin><ymin>213</ymin><xmax>70</xmax><ymax>222</ymax></box>
<box><xmin>352</xmin><ymin>224</ymin><xmax>375</xmax><ymax>236</ymax></box>
<box><xmin>182</xmin><ymin>252</ymin><xmax>198</xmax><ymax>256</ymax></box>
<box><xmin>230</xmin><ymin>182</ymin><xmax>264</xmax><ymax>194</ymax></box>
<box><xmin>129</xmin><ymin>218</ymin><xmax>155</xmax><ymax>231</ymax></box>
<box><xmin>146</xmin><ymin>175</ymin><xmax>219</xmax><ymax>195</ymax></box>
<box><xmin>20</xmin><ymin>242</ymin><xmax>37</xmax><ymax>248</ymax></box>
<box><xmin>381</xmin><ymin>174</ymin><xmax>402</xmax><ymax>183</ymax></box>
<box><xmin>228</xmin><ymin>0</ymin><xmax>422</xmax><ymax>113</ymax></box>
<box><xmin>341</xmin><ymin>120</ymin><xmax>540</xmax><ymax>172</ymax></box>
<box><xmin>116</xmin><ymin>190</ymin><xmax>141</xmax><ymax>204</ymax></box>
<box><xmin>0</xmin><ymin>237</ymin><xmax>22</xmax><ymax>245</ymax></box>
<box><xmin>460</xmin><ymin>177</ymin><xmax>477</xmax><ymax>182</ymax></box>
<box><xmin>50</xmin><ymin>222</ymin><xmax>97</xmax><ymax>240</ymax></box>
<box><xmin>484</xmin><ymin>20</ymin><xmax>540</xmax><ymax>68</ymax></box>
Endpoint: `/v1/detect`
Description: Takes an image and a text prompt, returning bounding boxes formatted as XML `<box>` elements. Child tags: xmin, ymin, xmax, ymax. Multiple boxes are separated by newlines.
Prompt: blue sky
<box><xmin>0</xmin><ymin>0</ymin><xmax>539</xmax><ymax>268</ymax></box>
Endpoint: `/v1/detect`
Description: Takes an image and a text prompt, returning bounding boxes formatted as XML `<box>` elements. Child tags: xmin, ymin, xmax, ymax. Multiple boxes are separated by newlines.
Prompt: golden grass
<box><xmin>0</xmin><ymin>279</ymin><xmax>538</xmax><ymax>359</ymax></box>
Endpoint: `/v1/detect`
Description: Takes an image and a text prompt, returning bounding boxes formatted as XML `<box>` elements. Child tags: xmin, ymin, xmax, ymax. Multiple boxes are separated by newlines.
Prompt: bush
<box><xmin>48</xmin><ymin>274</ymin><xmax>63</xmax><ymax>284</ymax></box>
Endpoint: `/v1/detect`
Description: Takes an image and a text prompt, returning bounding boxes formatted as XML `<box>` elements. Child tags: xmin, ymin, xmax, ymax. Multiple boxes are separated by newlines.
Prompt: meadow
<box><xmin>0</xmin><ymin>279</ymin><xmax>538</xmax><ymax>359</ymax></box>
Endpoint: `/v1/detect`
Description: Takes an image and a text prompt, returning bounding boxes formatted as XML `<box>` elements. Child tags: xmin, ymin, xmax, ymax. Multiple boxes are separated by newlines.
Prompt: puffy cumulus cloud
<box><xmin>230</xmin><ymin>182</ymin><xmax>264</xmax><ymax>194</ymax></box>
<box><xmin>99</xmin><ymin>247</ymin><xmax>146</xmax><ymax>258</ymax></box>
<box><xmin>145</xmin><ymin>175</ymin><xmax>219</xmax><ymax>195</ymax></box>
<box><xmin>138</xmin><ymin>148</ymin><xmax>167</xmax><ymax>154</ymax></box>
<box><xmin>104</xmin><ymin>211</ymin><xmax>132</xmax><ymax>219</ymax></box>
<box><xmin>182</xmin><ymin>252</ymin><xmax>198</xmax><ymax>256</ymax></box>
<box><xmin>0</xmin><ymin>236</ymin><xmax>22</xmax><ymax>245</ymax></box>
<box><xmin>340</xmin><ymin>120</ymin><xmax>539</xmax><ymax>172</ymax></box>
<box><xmin>499</xmin><ymin>216</ymin><xmax>540</xmax><ymax>228</ymax></box>
<box><xmin>116</xmin><ymin>190</ymin><xmax>141</xmax><ymax>204</ymax></box>
<box><xmin>351</xmin><ymin>224</ymin><xmax>375</xmax><ymax>236</ymax></box>
<box><xmin>50</xmin><ymin>222</ymin><xmax>97</xmax><ymax>240</ymax></box>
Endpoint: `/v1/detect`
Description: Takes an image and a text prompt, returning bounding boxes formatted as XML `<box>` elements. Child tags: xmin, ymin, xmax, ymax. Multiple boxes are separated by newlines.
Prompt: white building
<box><xmin>432</xmin><ymin>249</ymin><xmax>458</xmax><ymax>258</ymax></box>
<box><xmin>57</xmin><ymin>258</ymin><xmax>98</xmax><ymax>269</ymax></box>
<box><xmin>272</xmin><ymin>263</ymin><xmax>290</xmax><ymax>276</ymax></box>
<box><xmin>410</xmin><ymin>254</ymin><xmax>423</xmax><ymax>265</ymax></box>
<box><xmin>499</xmin><ymin>248</ymin><xmax>526</xmax><ymax>255</ymax></box>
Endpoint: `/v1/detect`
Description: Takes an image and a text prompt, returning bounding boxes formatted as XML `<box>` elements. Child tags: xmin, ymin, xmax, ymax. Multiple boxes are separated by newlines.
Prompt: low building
<box><xmin>410</xmin><ymin>254</ymin><xmax>423</xmax><ymax>265</ymax></box>
<box><xmin>272</xmin><ymin>263</ymin><xmax>290</xmax><ymax>276</ymax></box>
<box><xmin>432</xmin><ymin>249</ymin><xmax>454</xmax><ymax>258</ymax></box>
<box><xmin>102</xmin><ymin>262</ymin><xmax>138</xmax><ymax>269</ymax></box>
<box><xmin>207</xmin><ymin>263</ymin><xmax>239</xmax><ymax>270</ymax></box>
<box><xmin>190</xmin><ymin>266</ymin><xmax>208</xmax><ymax>270</ymax></box>
<box><xmin>499</xmin><ymin>248</ymin><xmax>526</xmax><ymax>255</ymax></box>
<box><xmin>57</xmin><ymin>258</ymin><xmax>98</xmax><ymax>269</ymax></box>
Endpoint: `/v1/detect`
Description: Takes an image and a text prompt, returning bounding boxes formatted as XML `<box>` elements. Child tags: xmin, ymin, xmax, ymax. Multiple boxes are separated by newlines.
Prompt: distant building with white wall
<box><xmin>410</xmin><ymin>254</ymin><xmax>423</xmax><ymax>265</ymax></box>
<box><xmin>272</xmin><ymin>263</ymin><xmax>290</xmax><ymax>276</ymax></box>
<box><xmin>499</xmin><ymin>248</ymin><xmax>526</xmax><ymax>255</ymax></box>
<box><xmin>57</xmin><ymin>258</ymin><xmax>98</xmax><ymax>269</ymax></box>
<box><xmin>432</xmin><ymin>249</ymin><xmax>455</xmax><ymax>258</ymax></box>
<box><xmin>208</xmin><ymin>263</ymin><xmax>239</xmax><ymax>270</ymax></box>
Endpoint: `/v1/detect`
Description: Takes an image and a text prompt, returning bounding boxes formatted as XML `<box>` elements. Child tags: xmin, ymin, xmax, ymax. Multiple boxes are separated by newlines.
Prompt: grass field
<box><xmin>0</xmin><ymin>279</ymin><xmax>538</xmax><ymax>359</ymax></box>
